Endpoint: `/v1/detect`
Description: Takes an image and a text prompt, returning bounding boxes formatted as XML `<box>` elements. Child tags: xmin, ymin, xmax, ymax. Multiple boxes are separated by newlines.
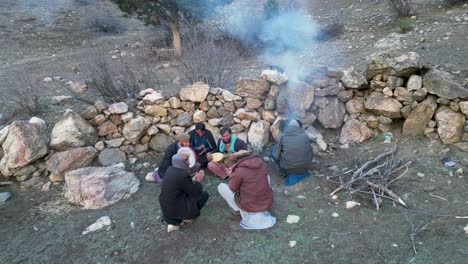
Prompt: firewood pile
<box><xmin>328</xmin><ymin>145</ymin><xmax>411</xmax><ymax>209</ymax></box>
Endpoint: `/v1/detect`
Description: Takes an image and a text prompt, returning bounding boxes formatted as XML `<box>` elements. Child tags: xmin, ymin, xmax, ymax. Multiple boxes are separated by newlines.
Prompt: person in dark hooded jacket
<box><xmin>159</xmin><ymin>153</ymin><xmax>209</xmax><ymax>232</ymax></box>
<box><xmin>272</xmin><ymin>119</ymin><xmax>313</xmax><ymax>175</ymax></box>
<box><xmin>188</xmin><ymin>123</ymin><xmax>217</xmax><ymax>168</ymax></box>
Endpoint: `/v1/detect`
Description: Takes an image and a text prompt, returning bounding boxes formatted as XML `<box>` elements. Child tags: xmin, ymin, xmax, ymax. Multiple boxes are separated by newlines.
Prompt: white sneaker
<box><xmin>145</xmin><ymin>172</ymin><xmax>155</xmax><ymax>182</ymax></box>
<box><xmin>167</xmin><ymin>224</ymin><xmax>179</xmax><ymax>233</ymax></box>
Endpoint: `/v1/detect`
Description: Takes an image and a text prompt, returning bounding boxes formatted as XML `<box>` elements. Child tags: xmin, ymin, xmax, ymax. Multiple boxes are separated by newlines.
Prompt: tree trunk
<box><xmin>168</xmin><ymin>7</ymin><xmax>182</xmax><ymax>58</ymax></box>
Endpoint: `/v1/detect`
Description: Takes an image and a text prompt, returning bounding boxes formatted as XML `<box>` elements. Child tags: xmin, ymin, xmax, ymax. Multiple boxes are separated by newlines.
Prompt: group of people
<box><xmin>151</xmin><ymin>120</ymin><xmax>313</xmax><ymax>232</ymax></box>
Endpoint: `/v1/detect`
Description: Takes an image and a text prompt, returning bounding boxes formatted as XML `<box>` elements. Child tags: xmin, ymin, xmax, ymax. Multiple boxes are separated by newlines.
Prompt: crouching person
<box><xmin>217</xmin><ymin>151</ymin><xmax>276</xmax><ymax>230</ymax></box>
<box><xmin>159</xmin><ymin>152</ymin><xmax>209</xmax><ymax>232</ymax></box>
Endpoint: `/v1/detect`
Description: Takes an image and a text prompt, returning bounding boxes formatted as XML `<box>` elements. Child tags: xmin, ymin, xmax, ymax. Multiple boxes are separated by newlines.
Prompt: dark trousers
<box><xmin>163</xmin><ymin>191</ymin><xmax>210</xmax><ymax>225</ymax></box>
<box><xmin>269</xmin><ymin>145</ymin><xmax>287</xmax><ymax>177</ymax></box>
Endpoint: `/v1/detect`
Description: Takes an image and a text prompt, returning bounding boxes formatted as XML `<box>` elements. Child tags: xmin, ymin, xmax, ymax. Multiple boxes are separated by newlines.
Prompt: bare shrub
<box><xmin>81</xmin><ymin>10</ymin><xmax>127</xmax><ymax>34</ymax></box>
<box><xmin>0</xmin><ymin>76</ymin><xmax>41</xmax><ymax>124</ymax></box>
<box><xmin>316</xmin><ymin>11</ymin><xmax>344</xmax><ymax>41</ymax></box>
<box><xmin>387</xmin><ymin>0</ymin><xmax>413</xmax><ymax>18</ymax></box>
<box><xmin>178</xmin><ymin>27</ymin><xmax>241</xmax><ymax>88</ymax></box>
<box><xmin>444</xmin><ymin>0</ymin><xmax>467</xmax><ymax>6</ymax></box>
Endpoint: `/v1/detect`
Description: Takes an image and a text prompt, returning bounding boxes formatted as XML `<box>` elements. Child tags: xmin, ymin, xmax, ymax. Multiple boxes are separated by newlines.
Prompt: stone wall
<box><xmin>0</xmin><ymin>51</ymin><xmax>467</xmax><ymax>186</ymax></box>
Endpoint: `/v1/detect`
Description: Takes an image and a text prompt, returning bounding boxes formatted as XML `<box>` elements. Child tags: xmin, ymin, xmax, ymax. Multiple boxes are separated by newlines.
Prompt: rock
<box><xmin>394</xmin><ymin>87</ymin><xmax>413</xmax><ymax>102</ymax></box>
<box><xmin>337</xmin><ymin>90</ymin><xmax>353</xmax><ymax>102</ymax></box>
<box><xmin>94</xmin><ymin>101</ymin><xmax>108</xmax><ymax>113</ymax></box>
<box><xmin>107</xmin><ymin>102</ymin><xmax>128</xmax><ymax>114</ymax></box>
<box><xmin>450</xmin><ymin>102</ymin><xmax>460</xmax><ymax>112</ymax></box>
<box><xmin>341</xmin><ymin>68</ymin><xmax>368</xmax><ymax>89</ymax></box>
<box><xmin>0</xmin><ymin>125</ymin><xmax>9</xmax><ymax>145</ymax></box>
<box><xmin>261</xmin><ymin>69</ymin><xmax>288</xmax><ymax>85</ymax></box>
<box><xmin>98</xmin><ymin>149</ymin><xmax>126</xmax><ymax>166</ymax></box>
<box><xmin>407</xmin><ymin>75</ymin><xmax>422</xmax><ymax>91</ymax></box>
<box><xmin>378</xmin><ymin>116</ymin><xmax>392</xmax><ymax>125</ymax></box>
<box><xmin>147</xmin><ymin>125</ymin><xmax>160</xmax><ymax>136</ymax></box>
<box><xmin>221</xmin><ymin>90</ymin><xmax>240</xmax><ymax>102</ymax></box>
<box><xmin>82</xmin><ymin>216</ymin><xmax>112</xmax><ymax>235</ymax></box>
<box><xmin>318</xmin><ymin>97</ymin><xmax>346</xmax><ymax>128</ymax></box>
<box><xmin>465</xmin><ymin>224</ymin><xmax>468</xmax><ymax>234</ymax></box>
<box><xmin>458</xmin><ymin>101</ymin><xmax>468</xmax><ymax>115</ymax></box>
<box><xmin>41</xmin><ymin>182</ymin><xmax>51</xmax><ymax>192</ymax></box>
<box><xmin>402</xmin><ymin>96</ymin><xmax>438</xmax><ymax>136</ymax></box>
<box><xmin>373</xmin><ymin>33</ymin><xmax>403</xmax><ymax>49</ymax></box>
<box><xmin>230</xmin><ymin>124</ymin><xmax>244</xmax><ymax>134</ymax></box>
<box><xmin>81</xmin><ymin>106</ymin><xmax>99</xmax><ymax>120</ymax></box>
<box><xmin>180</xmin><ymin>102</ymin><xmax>196</xmax><ymax>112</ymax></box>
<box><xmin>370</xmin><ymin>80</ymin><xmax>387</xmax><ymax>89</ymax></box>
<box><xmin>383</xmin><ymin>87</ymin><xmax>393</xmax><ymax>97</ymax></box>
<box><xmin>366</xmin><ymin>52</ymin><xmax>420</xmax><ymax>79</ymax></box>
<box><xmin>144</xmin><ymin>105</ymin><xmax>167</xmax><ymax>117</ymax></box>
<box><xmin>134</xmin><ymin>143</ymin><xmax>148</xmax><ymax>153</ymax></box>
<box><xmin>286</xmin><ymin>215</ymin><xmax>300</xmax><ymax>224</ymax></box>
<box><xmin>235</xmin><ymin>79</ymin><xmax>270</xmax><ymax>99</ymax></box>
<box><xmin>263</xmin><ymin>96</ymin><xmax>276</xmax><ymax>110</ymax></box>
<box><xmin>0</xmin><ymin>192</ymin><xmax>12</xmax><ymax>203</ymax></box>
<box><xmin>339</xmin><ymin>119</ymin><xmax>372</xmax><ymax>144</ymax></box>
<box><xmin>122</xmin><ymin>117</ymin><xmax>152</xmax><ymax>144</ymax></box>
<box><xmin>121</xmin><ymin>112</ymin><xmax>135</xmax><ymax>123</ymax></box>
<box><xmin>364</xmin><ymin>92</ymin><xmax>403</xmax><ymax>118</ymax></box>
<box><xmin>52</xmin><ymin>96</ymin><xmax>74</xmax><ymax>105</ymax></box>
<box><xmin>423</xmin><ymin>69</ymin><xmax>468</xmax><ymax>99</ymax></box>
<box><xmin>208</xmin><ymin>118</ymin><xmax>220</xmax><ymax>126</ymax></box>
<box><xmin>233</xmin><ymin>109</ymin><xmax>261</xmax><ymax>122</ymax></box>
<box><xmin>51</xmin><ymin>110</ymin><xmax>97</xmax><ymax>151</ymax></box>
<box><xmin>314</xmin><ymin>84</ymin><xmax>344</xmax><ymax>97</ymax></box>
<box><xmin>149</xmin><ymin>133</ymin><xmax>173</xmax><ymax>153</ymax></box>
<box><xmin>97</xmin><ymin>121</ymin><xmax>118</xmax><ymax>137</ymax></box>
<box><xmin>276</xmin><ymin>81</ymin><xmax>315</xmax><ymax>117</ymax></box>
<box><xmin>387</xmin><ymin>76</ymin><xmax>404</xmax><ymax>89</ymax></box>
<box><xmin>246</xmin><ymin>98</ymin><xmax>262</xmax><ymax>109</ymax></box>
<box><xmin>314</xmin><ymin>97</ymin><xmax>328</xmax><ymax>109</ymax></box>
<box><xmin>156</xmin><ymin>124</ymin><xmax>171</xmax><ymax>135</ymax></box>
<box><xmin>454</xmin><ymin>142</ymin><xmax>468</xmax><ymax>152</ymax></box>
<box><xmin>345</xmin><ymin>201</ymin><xmax>361</xmax><ymax>209</ymax></box>
<box><xmin>412</xmin><ymin>88</ymin><xmax>428</xmax><ymax>102</ymax></box>
<box><xmin>138</xmin><ymin>88</ymin><xmax>157</xmax><ymax>97</ymax></box>
<box><xmin>270</xmin><ymin>116</ymin><xmax>288</xmax><ymax>142</ymax></box>
<box><xmin>262</xmin><ymin>111</ymin><xmax>276</xmax><ymax>123</ymax></box>
<box><xmin>142</xmin><ymin>92</ymin><xmax>164</xmax><ymax>105</ymax></box>
<box><xmin>69</xmin><ymin>81</ymin><xmax>87</xmax><ymax>93</ymax></box>
<box><xmin>218</xmin><ymin>115</ymin><xmax>235</xmax><ymax>127</ymax></box>
<box><xmin>437</xmin><ymin>98</ymin><xmax>450</xmax><ymax>106</ymax></box>
<box><xmin>179</xmin><ymin>82</ymin><xmax>210</xmax><ymax>102</ymax></box>
<box><xmin>346</xmin><ymin>98</ymin><xmax>366</xmax><ymax>114</ymax></box>
<box><xmin>305</xmin><ymin>126</ymin><xmax>323</xmax><ymax>141</ymax></box>
<box><xmin>193</xmin><ymin>110</ymin><xmax>207</xmax><ymax>123</ymax></box>
<box><xmin>435</xmin><ymin>107</ymin><xmax>465</xmax><ymax>144</ymax></box>
<box><xmin>0</xmin><ymin>119</ymin><xmax>48</xmax><ymax>176</ymax></box>
<box><xmin>105</xmin><ymin>138</ymin><xmax>125</xmax><ymax>148</ymax></box>
<box><xmin>289</xmin><ymin>241</ymin><xmax>297</xmax><ymax>248</ymax></box>
<box><xmin>248</xmin><ymin>121</ymin><xmax>270</xmax><ymax>152</ymax></box>
<box><xmin>13</xmin><ymin>165</ymin><xmax>36</xmax><ymax>178</ymax></box>
<box><xmin>176</xmin><ymin>112</ymin><xmax>193</xmax><ymax>127</ymax></box>
<box><xmin>46</xmin><ymin>147</ymin><xmax>97</xmax><ymax>176</ymax></box>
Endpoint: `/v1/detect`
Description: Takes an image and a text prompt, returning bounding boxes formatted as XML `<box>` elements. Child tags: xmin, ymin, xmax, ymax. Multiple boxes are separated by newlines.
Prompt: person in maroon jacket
<box><xmin>217</xmin><ymin>152</ymin><xmax>276</xmax><ymax>230</ymax></box>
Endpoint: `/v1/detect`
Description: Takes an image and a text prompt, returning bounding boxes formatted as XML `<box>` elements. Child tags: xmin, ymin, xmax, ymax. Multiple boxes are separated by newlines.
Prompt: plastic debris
<box><xmin>289</xmin><ymin>241</ymin><xmax>297</xmax><ymax>248</ymax></box>
<box><xmin>345</xmin><ymin>201</ymin><xmax>361</xmax><ymax>209</ymax></box>
<box><xmin>82</xmin><ymin>216</ymin><xmax>112</xmax><ymax>235</ymax></box>
<box><xmin>286</xmin><ymin>215</ymin><xmax>300</xmax><ymax>224</ymax></box>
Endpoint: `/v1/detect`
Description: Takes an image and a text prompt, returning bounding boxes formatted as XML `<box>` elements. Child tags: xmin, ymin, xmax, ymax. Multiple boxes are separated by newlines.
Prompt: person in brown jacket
<box><xmin>217</xmin><ymin>152</ymin><xmax>276</xmax><ymax>230</ymax></box>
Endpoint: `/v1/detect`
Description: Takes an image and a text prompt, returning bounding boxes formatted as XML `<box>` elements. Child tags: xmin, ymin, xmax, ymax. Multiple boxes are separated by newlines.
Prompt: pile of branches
<box><xmin>328</xmin><ymin>145</ymin><xmax>411</xmax><ymax>209</ymax></box>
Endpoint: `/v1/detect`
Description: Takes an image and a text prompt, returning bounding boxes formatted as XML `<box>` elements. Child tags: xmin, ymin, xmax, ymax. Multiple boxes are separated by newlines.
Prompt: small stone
<box><xmin>331</xmin><ymin>195</ymin><xmax>338</xmax><ymax>200</ymax></box>
<box><xmin>0</xmin><ymin>192</ymin><xmax>12</xmax><ymax>203</ymax></box>
<box><xmin>456</xmin><ymin>168</ymin><xmax>464</xmax><ymax>175</ymax></box>
<box><xmin>331</xmin><ymin>212</ymin><xmax>339</xmax><ymax>218</ymax></box>
<box><xmin>286</xmin><ymin>215</ymin><xmax>300</xmax><ymax>224</ymax></box>
<box><xmin>417</xmin><ymin>172</ymin><xmax>425</xmax><ymax>177</ymax></box>
<box><xmin>289</xmin><ymin>241</ymin><xmax>297</xmax><ymax>248</ymax></box>
<box><xmin>143</xmin><ymin>162</ymin><xmax>150</xmax><ymax>168</ymax></box>
<box><xmin>82</xmin><ymin>216</ymin><xmax>112</xmax><ymax>235</ymax></box>
<box><xmin>41</xmin><ymin>182</ymin><xmax>51</xmax><ymax>192</ymax></box>
<box><xmin>423</xmin><ymin>186</ymin><xmax>437</xmax><ymax>192</ymax></box>
<box><xmin>464</xmin><ymin>224</ymin><xmax>468</xmax><ymax>234</ymax></box>
<box><xmin>43</xmin><ymin>77</ymin><xmax>53</xmax><ymax>82</ymax></box>
<box><xmin>345</xmin><ymin>201</ymin><xmax>360</xmax><ymax>209</ymax></box>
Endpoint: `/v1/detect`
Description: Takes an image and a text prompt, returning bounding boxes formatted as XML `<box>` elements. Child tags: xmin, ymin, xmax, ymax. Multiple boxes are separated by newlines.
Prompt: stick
<box><xmin>366</xmin><ymin>180</ymin><xmax>406</xmax><ymax>207</ymax></box>
<box><xmin>429</xmin><ymin>194</ymin><xmax>447</xmax><ymax>201</ymax></box>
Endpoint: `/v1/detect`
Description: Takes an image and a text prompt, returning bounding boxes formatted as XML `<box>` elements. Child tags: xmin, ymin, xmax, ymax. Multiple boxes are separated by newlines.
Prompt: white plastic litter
<box><xmin>286</xmin><ymin>215</ymin><xmax>300</xmax><ymax>224</ymax></box>
<box><xmin>82</xmin><ymin>216</ymin><xmax>112</xmax><ymax>235</ymax></box>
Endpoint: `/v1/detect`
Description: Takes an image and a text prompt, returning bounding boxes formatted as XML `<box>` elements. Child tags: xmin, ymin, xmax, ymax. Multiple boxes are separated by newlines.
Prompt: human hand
<box><xmin>206</xmin><ymin>153</ymin><xmax>213</xmax><ymax>161</ymax></box>
<box><xmin>228</xmin><ymin>153</ymin><xmax>236</xmax><ymax>161</ymax></box>
<box><xmin>195</xmin><ymin>170</ymin><xmax>205</xmax><ymax>182</ymax></box>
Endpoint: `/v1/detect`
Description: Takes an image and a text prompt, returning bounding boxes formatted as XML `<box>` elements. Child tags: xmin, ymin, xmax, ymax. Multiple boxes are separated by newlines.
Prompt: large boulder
<box><xmin>149</xmin><ymin>133</ymin><xmax>173</xmax><ymax>153</ymax></box>
<box><xmin>423</xmin><ymin>69</ymin><xmax>468</xmax><ymax>99</ymax></box>
<box><xmin>122</xmin><ymin>116</ymin><xmax>152</xmax><ymax>144</ymax></box>
<box><xmin>318</xmin><ymin>97</ymin><xmax>346</xmax><ymax>129</ymax></box>
<box><xmin>98</xmin><ymin>148</ymin><xmax>126</xmax><ymax>166</ymax></box>
<box><xmin>341</xmin><ymin>69</ymin><xmax>368</xmax><ymax>89</ymax></box>
<box><xmin>50</xmin><ymin>110</ymin><xmax>97</xmax><ymax>151</ymax></box>
<box><xmin>364</xmin><ymin>92</ymin><xmax>403</xmax><ymax>119</ymax></box>
<box><xmin>176</xmin><ymin>112</ymin><xmax>193</xmax><ymax>127</ymax></box>
<box><xmin>402</xmin><ymin>96</ymin><xmax>438</xmax><ymax>136</ymax></box>
<box><xmin>435</xmin><ymin>107</ymin><xmax>465</xmax><ymax>144</ymax></box>
<box><xmin>276</xmin><ymin>81</ymin><xmax>315</xmax><ymax>117</ymax></box>
<box><xmin>65</xmin><ymin>164</ymin><xmax>140</xmax><ymax>209</ymax></box>
<box><xmin>366</xmin><ymin>52</ymin><xmax>420</xmax><ymax>79</ymax></box>
<box><xmin>0</xmin><ymin>118</ymin><xmax>48</xmax><ymax>176</ymax></box>
<box><xmin>179</xmin><ymin>82</ymin><xmax>210</xmax><ymax>102</ymax></box>
<box><xmin>235</xmin><ymin>79</ymin><xmax>270</xmax><ymax>99</ymax></box>
<box><xmin>247</xmin><ymin>121</ymin><xmax>270</xmax><ymax>152</ymax></box>
<box><xmin>46</xmin><ymin>147</ymin><xmax>97</xmax><ymax>176</ymax></box>
<box><xmin>339</xmin><ymin>119</ymin><xmax>372</xmax><ymax>144</ymax></box>
<box><xmin>0</xmin><ymin>125</ymin><xmax>9</xmax><ymax>145</ymax></box>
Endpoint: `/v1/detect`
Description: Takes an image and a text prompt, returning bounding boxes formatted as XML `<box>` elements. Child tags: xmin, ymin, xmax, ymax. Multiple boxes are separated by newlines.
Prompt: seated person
<box><xmin>159</xmin><ymin>152</ymin><xmax>209</xmax><ymax>232</ymax></box>
<box><xmin>148</xmin><ymin>133</ymin><xmax>201</xmax><ymax>183</ymax></box>
<box><xmin>207</xmin><ymin>127</ymin><xmax>248</xmax><ymax>179</ymax></box>
<box><xmin>271</xmin><ymin>119</ymin><xmax>313</xmax><ymax>185</ymax></box>
<box><xmin>188</xmin><ymin>122</ymin><xmax>217</xmax><ymax>168</ymax></box>
<box><xmin>217</xmin><ymin>151</ymin><xmax>276</xmax><ymax>230</ymax></box>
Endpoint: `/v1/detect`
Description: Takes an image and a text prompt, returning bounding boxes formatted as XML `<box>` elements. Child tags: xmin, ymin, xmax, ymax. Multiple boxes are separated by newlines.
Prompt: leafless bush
<box><xmin>178</xmin><ymin>27</ymin><xmax>241</xmax><ymax>88</ymax></box>
<box><xmin>81</xmin><ymin>10</ymin><xmax>127</xmax><ymax>34</ymax></box>
<box><xmin>387</xmin><ymin>0</ymin><xmax>413</xmax><ymax>18</ymax></box>
<box><xmin>444</xmin><ymin>0</ymin><xmax>466</xmax><ymax>6</ymax></box>
<box><xmin>0</xmin><ymin>76</ymin><xmax>41</xmax><ymax>124</ymax></box>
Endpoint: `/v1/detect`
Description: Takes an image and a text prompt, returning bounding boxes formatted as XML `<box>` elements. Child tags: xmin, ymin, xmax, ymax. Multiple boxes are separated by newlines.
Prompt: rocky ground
<box><xmin>1</xmin><ymin>0</ymin><xmax>467</xmax><ymax>263</ymax></box>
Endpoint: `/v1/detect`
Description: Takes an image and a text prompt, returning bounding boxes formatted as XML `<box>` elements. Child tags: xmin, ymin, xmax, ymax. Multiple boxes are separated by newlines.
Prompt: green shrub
<box><xmin>396</xmin><ymin>17</ymin><xmax>413</xmax><ymax>33</ymax></box>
